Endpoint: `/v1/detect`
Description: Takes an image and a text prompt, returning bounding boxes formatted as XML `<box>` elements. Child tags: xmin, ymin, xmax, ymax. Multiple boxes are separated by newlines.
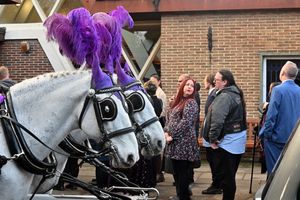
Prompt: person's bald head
<box><xmin>177</xmin><ymin>74</ymin><xmax>190</xmax><ymax>88</ymax></box>
<box><xmin>280</xmin><ymin>61</ymin><xmax>298</xmax><ymax>81</ymax></box>
<box><xmin>0</xmin><ymin>66</ymin><xmax>9</xmax><ymax>80</ymax></box>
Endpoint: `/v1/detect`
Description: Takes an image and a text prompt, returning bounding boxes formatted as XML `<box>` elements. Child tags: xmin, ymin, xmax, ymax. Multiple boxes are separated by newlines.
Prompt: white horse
<box><xmin>31</xmin><ymin>71</ymin><xmax>166</xmax><ymax>194</ymax></box>
<box><xmin>0</xmin><ymin>70</ymin><xmax>139</xmax><ymax>200</ymax></box>
<box><xmin>92</xmin><ymin>7</ymin><xmax>166</xmax><ymax>156</ymax></box>
<box><xmin>31</xmin><ymin>76</ymin><xmax>166</xmax><ymax>194</ymax></box>
<box><xmin>115</xmin><ymin>63</ymin><xmax>166</xmax><ymax>157</ymax></box>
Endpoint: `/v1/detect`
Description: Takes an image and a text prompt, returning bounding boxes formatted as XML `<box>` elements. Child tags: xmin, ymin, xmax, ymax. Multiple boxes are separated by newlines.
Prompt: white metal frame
<box><xmin>3</xmin><ymin>23</ymin><xmax>73</xmax><ymax>71</ymax></box>
<box><xmin>1</xmin><ymin>0</ymin><xmax>159</xmax><ymax>79</ymax></box>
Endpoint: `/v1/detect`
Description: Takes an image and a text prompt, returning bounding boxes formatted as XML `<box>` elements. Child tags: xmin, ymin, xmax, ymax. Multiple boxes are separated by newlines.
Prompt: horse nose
<box><xmin>157</xmin><ymin>140</ymin><xmax>163</xmax><ymax>150</ymax></box>
<box><xmin>127</xmin><ymin>154</ymin><xmax>135</xmax><ymax>164</ymax></box>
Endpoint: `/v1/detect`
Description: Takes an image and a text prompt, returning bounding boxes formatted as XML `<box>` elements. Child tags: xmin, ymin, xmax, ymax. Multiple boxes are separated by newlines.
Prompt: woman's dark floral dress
<box><xmin>164</xmin><ymin>98</ymin><xmax>200</xmax><ymax>161</ymax></box>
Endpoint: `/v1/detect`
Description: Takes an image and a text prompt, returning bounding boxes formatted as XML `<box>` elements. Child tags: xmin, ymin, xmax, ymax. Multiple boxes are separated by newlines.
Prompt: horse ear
<box><xmin>115</xmin><ymin>61</ymin><xmax>135</xmax><ymax>85</ymax></box>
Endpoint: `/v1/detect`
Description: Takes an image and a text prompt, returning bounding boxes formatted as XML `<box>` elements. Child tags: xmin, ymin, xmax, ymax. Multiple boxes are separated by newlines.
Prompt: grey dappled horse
<box><xmin>0</xmin><ymin>70</ymin><xmax>139</xmax><ymax>200</ymax></box>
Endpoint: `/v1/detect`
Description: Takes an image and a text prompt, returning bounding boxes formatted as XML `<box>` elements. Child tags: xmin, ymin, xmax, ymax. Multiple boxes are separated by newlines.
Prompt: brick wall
<box><xmin>0</xmin><ymin>39</ymin><xmax>54</xmax><ymax>83</ymax></box>
<box><xmin>161</xmin><ymin>10</ymin><xmax>300</xmax><ymax>119</ymax></box>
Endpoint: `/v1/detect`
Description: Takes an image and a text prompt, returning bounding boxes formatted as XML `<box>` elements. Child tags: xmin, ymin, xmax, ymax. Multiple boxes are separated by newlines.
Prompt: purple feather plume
<box><xmin>67</xmin><ymin>8</ymin><xmax>99</xmax><ymax>65</ymax></box>
<box><xmin>44</xmin><ymin>8</ymin><xmax>112</xmax><ymax>90</ymax></box>
<box><xmin>89</xmin><ymin>53</ymin><xmax>113</xmax><ymax>89</ymax></box>
<box><xmin>115</xmin><ymin>61</ymin><xmax>142</xmax><ymax>91</ymax></box>
<box><xmin>93</xmin><ymin>6</ymin><xmax>134</xmax><ymax>75</ymax></box>
<box><xmin>105</xmin><ymin>55</ymin><xmax>114</xmax><ymax>75</ymax></box>
<box><xmin>115</xmin><ymin>61</ymin><xmax>135</xmax><ymax>85</ymax></box>
<box><xmin>109</xmin><ymin>6</ymin><xmax>134</xmax><ymax>29</ymax></box>
<box><xmin>44</xmin><ymin>14</ymin><xmax>76</xmax><ymax>62</ymax></box>
<box><xmin>93</xmin><ymin>22</ymin><xmax>112</xmax><ymax>63</ymax></box>
<box><xmin>108</xmin><ymin>6</ymin><xmax>134</xmax><ymax>62</ymax></box>
<box><xmin>0</xmin><ymin>94</ymin><xmax>5</xmax><ymax>104</ymax></box>
<box><xmin>123</xmin><ymin>62</ymin><xmax>131</xmax><ymax>73</ymax></box>
<box><xmin>93</xmin><ymin>12</ymin><xmax>121</xmax><ymax>68</ymax></box>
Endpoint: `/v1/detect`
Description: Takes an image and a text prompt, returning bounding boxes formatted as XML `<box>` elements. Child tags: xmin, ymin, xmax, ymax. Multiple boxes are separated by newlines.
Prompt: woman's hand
<box><xmin>210</xmin><ymin>142</ymin><xmax>219</xmax><ymax>149</ymax></box>
<box><xmin>165</xmin><ymin>132</ymin><xmax>173</xmax><ymax>143</ymax></box>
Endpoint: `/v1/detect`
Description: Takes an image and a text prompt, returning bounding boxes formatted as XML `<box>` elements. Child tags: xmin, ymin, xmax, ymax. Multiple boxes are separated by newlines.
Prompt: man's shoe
<box><xmin>157</xmin><ymin>173</ymin><xmax>165</xmax><ymax>183</ymax></box>
<box><xmin>202</xmin><ymin>185</ymin><xmax>222</xmax><ymax>194</ymax></box>
<box><xmin>168</xmin><ymin>196</ymin><xmax>179</xmax><ymax>200</ymax></box>
<box><xmin>188</xmin><ymin>183</ymin><xmax>193</xmax><ymax>196</ymax></box>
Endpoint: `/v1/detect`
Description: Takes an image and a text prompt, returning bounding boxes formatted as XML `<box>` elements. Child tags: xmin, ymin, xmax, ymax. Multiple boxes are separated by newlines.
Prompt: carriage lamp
<box><xmin>207</xmin><ymin>26</ymin><xmax>213</xmax><ymax>65</ymax></box>
<box><xmin>152</xmin><ymin>0</ymin><xmax>160</xmax><ymax>11</ymax></box>
<box><xmin>20</xmin><ymin>41</ymin><xmax>30</xmax><ymax>53</ymax></box>
<box><xmin>207</xmin><ymin>26</ymin><xmax>213</xmax><ymax>53</ymax></box>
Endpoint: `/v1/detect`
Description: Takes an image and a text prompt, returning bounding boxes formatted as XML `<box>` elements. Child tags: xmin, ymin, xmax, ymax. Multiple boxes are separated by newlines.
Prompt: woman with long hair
<box><xmin>203</xmin><ymin>69</ymin><xmax>247</xmax><ymax>200</ymax></box>
<box><xmin>164</xmin><ymin>78</ymin><xmax>200</xmax><ymax>200</ymax></box>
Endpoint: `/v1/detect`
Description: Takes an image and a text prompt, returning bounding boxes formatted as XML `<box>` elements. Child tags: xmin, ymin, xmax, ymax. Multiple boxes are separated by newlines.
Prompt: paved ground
<box><xmin>53</xmin><ymin>161</ymin><xmax>267</xmax><ymax>200</ymax></box>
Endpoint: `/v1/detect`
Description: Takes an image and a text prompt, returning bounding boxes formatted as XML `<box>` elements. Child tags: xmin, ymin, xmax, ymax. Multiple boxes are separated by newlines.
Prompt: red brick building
<box><xmin>1</xmin><ymin>0</ymin><xmax>300</xmax><ymax>123</ymax></box>
<box><xmin>91</xmin><ymin>0</ymin><xmax>300</xmax><ymax>121</ymax></box>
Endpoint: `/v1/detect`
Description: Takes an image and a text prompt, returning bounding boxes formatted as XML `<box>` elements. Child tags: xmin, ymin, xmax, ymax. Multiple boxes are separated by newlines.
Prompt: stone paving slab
<box><xmin>53</xmin><ymin>162</ymin><xmax>267</xmax><ymax>200</ymax></box>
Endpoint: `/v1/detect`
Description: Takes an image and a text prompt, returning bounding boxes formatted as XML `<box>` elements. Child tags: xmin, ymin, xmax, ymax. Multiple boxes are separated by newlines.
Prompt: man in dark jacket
<box><xmin>201</xmin><ymin>74</ymin><xmax>222</xmax><ymax>195</ymax></box>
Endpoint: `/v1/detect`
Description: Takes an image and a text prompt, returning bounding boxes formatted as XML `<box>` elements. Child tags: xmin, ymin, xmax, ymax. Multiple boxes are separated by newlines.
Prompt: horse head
<box><xmin>92</xmin><ymin>6</ymin><xmax>165</xmax><ymax>156</ymax></box>
<box><xmin>78</xmin><ymin>73</ymin><xmax>139</xmax><ymax>168</ymax></box>
<box><xmin>116</xmin><ymin>62</ymin><xmax>166</xmax><ymax>156</ymax></box>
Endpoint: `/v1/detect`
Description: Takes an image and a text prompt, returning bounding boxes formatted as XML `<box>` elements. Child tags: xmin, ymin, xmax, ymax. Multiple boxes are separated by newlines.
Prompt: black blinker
<box><xmin>98</xmin><ymin>98</ymin><xmax>117</xmax><ymax>121</ymax></box>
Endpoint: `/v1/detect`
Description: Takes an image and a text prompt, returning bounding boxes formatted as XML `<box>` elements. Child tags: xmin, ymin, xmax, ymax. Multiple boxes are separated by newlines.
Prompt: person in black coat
<box><xmin>201</xmin><ymin>74</ymin><xmax>223</xmax><ymax>195</ymax></box>
<box><xmin>194</xmin><ymin>82</ymin><xmax>201</xmax><ymax>138</ymax></box>
<box><xmin>146</xmin><ymin>82</ymin><xmax>163</xmax><ymax>117</ymax></box>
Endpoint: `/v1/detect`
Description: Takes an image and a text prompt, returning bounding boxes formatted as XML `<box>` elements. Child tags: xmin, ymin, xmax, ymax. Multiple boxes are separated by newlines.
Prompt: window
<box><xmin>262</xmin><ymin>56</ymin><xmax>300</xmax><ymax>102</ymax></box>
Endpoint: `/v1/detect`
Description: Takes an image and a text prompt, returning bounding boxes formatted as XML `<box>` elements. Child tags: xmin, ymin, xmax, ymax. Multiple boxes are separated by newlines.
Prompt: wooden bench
<box><xmin>198</xmin><ymin>118</ymin><xmax>259</xmax><ymax>148</ymax></box>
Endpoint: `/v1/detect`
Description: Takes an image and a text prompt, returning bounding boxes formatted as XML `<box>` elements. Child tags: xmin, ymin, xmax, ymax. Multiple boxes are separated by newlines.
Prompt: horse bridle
<box><xmin>78</xmin><ymin>86</ymin><xmax>134</xmax><ymax>156</ymax></box>
<box><xmin>122</xmin><ymin>81</ymin><xmax>159</xmax><ymax>153</ymax></box>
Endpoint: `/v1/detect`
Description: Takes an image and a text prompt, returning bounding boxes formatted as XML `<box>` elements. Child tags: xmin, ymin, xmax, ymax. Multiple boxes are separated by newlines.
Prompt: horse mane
<box><xmin>11</xmin><ymin>71</ymin><xmax>91</xmax><ymax>93</ymax></box>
